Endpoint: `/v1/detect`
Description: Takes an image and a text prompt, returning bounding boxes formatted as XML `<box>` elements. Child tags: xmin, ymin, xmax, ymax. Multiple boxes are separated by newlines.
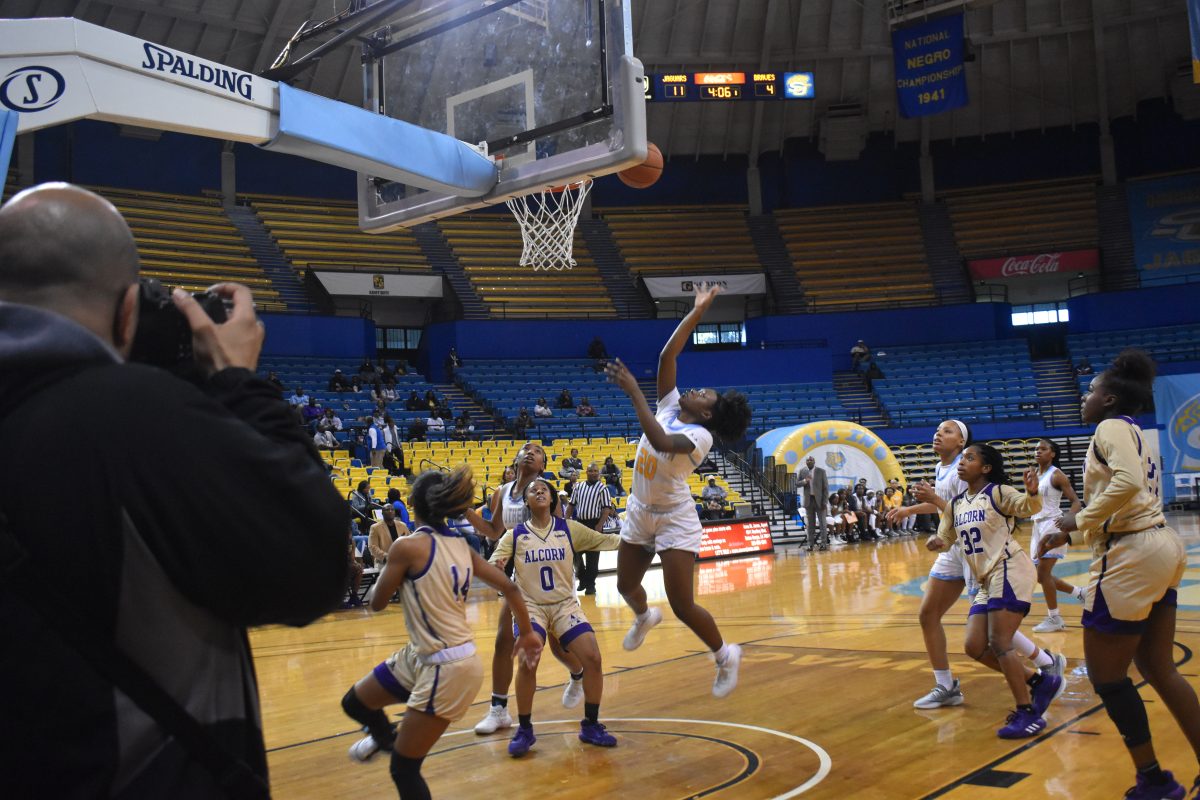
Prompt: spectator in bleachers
<box><xmin>850</xmin><ymin>339</ymin><xmax>871</xmax><ymax>368</ymax></box>
<box><xmin>881</xmin><ymin>487</ymin><xmax>902</xmax><ymax>535</ymax></box>
<box><xmin>453</xmin><ymin>411</ymin><xmax>475</xmax><ymax>441</ymax></box>
<box><xmin>589</xmin><ymin>336</ymin><xmax>609</xmax><ymax>372</ymax></box>
<box><xmin>379</xmin><ymin>360</ymin><xmax>397</xmax><ymax>386</ymax></box>
<box><xmin>1074</xmin><ymin>357</ymin><xmax>1093</xmax><ymax>376</ymax></box>
<box><xmin>601</xmin><ymin>455</ymin><xmax>626</xmax><ymax>497</ymax></box>
<box><xmin>289</xmin><ymin>386</ymin><xmax>309</xmax><ymax>406</ymax></box>
<box><xmin>318</xmin><ymin>408</ymin><xmax>343</xmax><ymax>433</ymax></box>
<box><xmin>357</xmin><ymin>360</ymin><xmax>375</xmax><ymax>384</ymax></box>
<box><xmin>444</xmin><ymin>346</ymin><xmax>462</xmax><ymax>376</ymax></box>
<box><xmin>328</xmin><ymin>368</ymin><xmax>353</xmax><ymax>392</ymax></box>
<box><xmin>828</xmin><ymin>490</ymin><xmax>850</xmax><ymax>542</ymax></box>
<box><xmin>382</xmin><ymin>443</ymin><xmax>405</xmax><ymax>477</ymax></box>
<box><xmin>425</xmin><ymin>410</ymin><xmax>445</xmax><ymax>434</ymax></box>
<box><xmin>266</xmin><ymin>370</ymin><xmax>284</xmax><ymax>392</ymax></box>
<box><xmin>349</xmin><ymin>480</ymin><xmax>379</xmax><ymax>536</ymax></box>
<box><xmin>344</xmin><ymin>530</ymin><xmax>364</xmax><ymax>608</ymax></box>
<box><xmin>366</xmin><ymin>418</ymin><xmax>388</xmax><ymax>467</ymax></box>
<box><xmin>301</xmin><ymin>397</ymin><xmax>324</xmax><ymax>428</ymax></box>
<box><xmin>406</xmin><ymin>416</ymin><xmax>426</xmax><ymax>442</ymax></box>
<box><xmin>701</xmin><ymin>476</ymin><xmax>727</xmax><ymax>506</ymax></box>
<box><xmin>368</xmin><ymin>504</ymin><xmax>410</xmax><ymax>567</ymax></box>
<box><xmin>382</xmin><ymin>414</ymin><xmax>401</xmax><ymax>452</ymax></box>
<box><xmin>424</xmin><ymin>389</ymin><xmax>439</xmax><ymax>412</ymax></box>
<box><xmin>314</xmin><ymin>427</ymin><xmax>341</xmax><ymax>452</ymax></box>
<box><xmin>847</xmin><ymin>486</ymin><xmax>871</xmax><ymax>541</ymax></box>
<box><xmin>534</xmin><ymin>397</ymin><xmax>553</xmax><ymax>417</ymax></box>
<box><xmin>395</xmin><ymin>359</ymin><xmax>408</xmax><ymax>376</ymax></box>
<box><xmin>405</xmin><ymin>390</ymin><xmax>423</xmax><ymax>411</ymax></box>
<box><xmin>557</xmin><ymin>388</ymin><xmax>573</xmax><ymax>409</ymax></box>
<box><xmin>576</xmin><ymin>397</ymin><xmax>597</xmax><ymax>417</ymax></box>
<box><xmin>385</xmin><ymin>487</ymin><xmax>411</xmax><ymax>527</ymax></box>
<box><xmin>370</xmin><ymin>403</ymin><xmax>387</xmax><ymax>426</ymax></box>
<box><xmin>371</xmin><ymin>381</ymin><xmax>395</xmax><ymax>403</ymax></box>
<box><xmin>513</xmin><ymin>407</ymin><xmax>533</xmax><ymax>437</ymax></box>
<box><xmin>566</xmin><ymin>448</ymin><xmax>584</xmax><ymax>471</ymax></box>
<box><xmin>558</xmin><ymin>456</ymin><xmax>580</xmax><ymax>483</ymax></box>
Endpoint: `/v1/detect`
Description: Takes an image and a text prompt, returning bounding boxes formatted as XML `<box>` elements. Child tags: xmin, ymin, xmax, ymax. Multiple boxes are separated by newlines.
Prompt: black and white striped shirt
<box><xmin>569</xmin><ymin>479</ymin><xmax>612</xmax><ymax>522</ymax></box>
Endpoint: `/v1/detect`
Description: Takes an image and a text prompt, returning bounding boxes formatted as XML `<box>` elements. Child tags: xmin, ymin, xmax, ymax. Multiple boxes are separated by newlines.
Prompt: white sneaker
<box><xmin>913</xmin><ymin>679</ymin><xmax>964</xmax><ymax>709</ymax></box>
<box><xmin>1033</xmin><ymin>616</ymin><xmax>1066</xmax><ymax>633</ymax></box>
<box><xmin>348</xmin><ymin>734</ymin><xmax>381</xmax><ymax>763</ymax></box>
<box><xmin>473</xmin><ymin>705</ymin><xmax>513</xmax><ymax>735</ymax></box>
<box><xmin>622</xmin><ymin>607</ymin><xmax>663</xmax><ymax>651</ymax></box>
<box><xmin>1073</xmin><ymin>585</ymin><xmax>1086</xmax><ymax>603</ymax></box>
<box><xmin>562</xmin><ymin>677</ymin><xmax>584</xmax><ymax>708</ymax></box>
<box><xmin>1044</xmin><ymin>651</ymin><xmax>1068</xmax><ymax>680</ymax></box>
<box><xmin>713</xmin><ymin>644</ymin><xmax>742</xmax><ymax>698</ymax></box>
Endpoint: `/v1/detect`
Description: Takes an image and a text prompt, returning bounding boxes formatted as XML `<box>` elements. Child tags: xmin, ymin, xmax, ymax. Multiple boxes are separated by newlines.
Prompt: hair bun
<box><xmin>1110</xmin><ymin>348</ymin><xmax>1156</xmax><ymax>384</ymax></box>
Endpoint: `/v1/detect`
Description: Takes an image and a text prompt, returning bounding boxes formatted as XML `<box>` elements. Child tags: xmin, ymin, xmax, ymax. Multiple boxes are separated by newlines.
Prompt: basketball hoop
<box><xmin>505</xmin><ymin>179</ymin><xmax>593</xmax><ymax>271</ymax></box>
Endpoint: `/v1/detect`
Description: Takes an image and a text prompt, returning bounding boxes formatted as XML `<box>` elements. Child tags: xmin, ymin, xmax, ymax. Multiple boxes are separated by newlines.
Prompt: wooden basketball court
<box><xmin>254</xmin><ymin>513</ymin><xmax>1200</xmax><ymax>799</ymax></box>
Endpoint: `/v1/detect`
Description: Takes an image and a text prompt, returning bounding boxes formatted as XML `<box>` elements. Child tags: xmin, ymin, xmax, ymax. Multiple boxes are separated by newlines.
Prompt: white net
<box><xmin>505</xmin><ymin>179</ymin><xmax>593</xmax><ymax>271</ymax></box>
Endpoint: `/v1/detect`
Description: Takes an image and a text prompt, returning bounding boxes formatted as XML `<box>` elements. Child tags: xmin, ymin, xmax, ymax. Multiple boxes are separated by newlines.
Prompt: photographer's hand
<box><xmin>173</xmin><ymin>282</ymin><xmax>264</xmax><ymax>377</ymax></box>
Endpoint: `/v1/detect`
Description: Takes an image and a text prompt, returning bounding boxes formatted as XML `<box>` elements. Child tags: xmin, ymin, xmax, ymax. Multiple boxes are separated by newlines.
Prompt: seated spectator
<box><xmin>566</xmin><ymin>448</ymin><xmax>583</xmax><ymax>471</ymax></box>
<box><xmin>344</xmin><ymin>528</ymin><xmax>364</xmax><ymax>608</ymax></box>
<box><xmin>827</xmin><ymin>490</ymin><xmax>848</xmax><ymax>542</ymax></box>
<box><xmin>370</xmin><ymin>404</ymin><xmax>387</xmax><ymax>426</ymax></box>
<box><xmin>301</xmin><ymin>397</ymin><xmax>324</xmax><ymax>428</ymax></box>
<box><xmin>379</xmin><ymin>360</ymin><xmax>397</xmax><ymax>386</ymax></box>
<box><xmin>407</xmin><ymin>417</ymin><xmax>427</xmax><ymax>442</ymax></box>
<box><xmin>900</xmin><ymin>487</ymin><xmax>919</xmax><ymax>533</ymax></box>
<box><xmin>601</xmin><ymin>455</ymin><xmax>625</xmax><ymax>497</ymax></box>
<box><xmin>881</xmin><ymin>486</ymin><xmax>902</xmax><ymax>535</ymax></box>
<box><xmin>453</xmin><ymin>412</ymin><xmax>475</xmax><ymax>441</ymax></box>
<box><xmin>576</xmin><ymin>397</ymin><xmax>596</xmax><ymax>417</ymax></box>
<box><xmin>317</xmin><ymin>408</ymin><xmax>343</xmax><ymax>433</ymax></box>
<box><xmin>556</xmin><ymin>388</ymin><xmax>573</xmax><ymax>409</ymax></box>
<box><xmin>513</xmin><ymin>407</ymin><xmax>533</xmax><ymax>437</ymax></box>
<box><xmin>357</xmin><ymin>360</ymin><xmax>375</xmax><ymax>383</ymax></box>
<box><xmin>313</xmin><ymin>428</ymin><xmax>341</xmax><ymax>452</ymax></box>
<box><xmin>701</xmin><ymin>476</ymin><xmax>727</xmax><ymax>506</ymax></box>
<box><xmin>1075</xmin><ymin>357</ymin><xmax>1093</xmax><ymax>376</ymax></box>
<box><xmin>588</xmin><ymin>336</ymin><xmax>609</xmax><ymax>372</ymax></box>
<box><xmin>368</xmin><ymin>505</ymin><xmax>411</xmax><ymax>567</ymax></box>
<box><xmin>558</xmin><ymin>457</ymin><xmax>580</xmax><ymax>483</ymax></box>
<box><xmin>424</xmin><ymin>389</ymin><xmax>439</xmax><ymax>412</ymax></box>
<box><xmin>405</xmin><ymin>390</ymin><xmax>423</xmax><ymax>411</ymax></box>
<box><xmin>328</xmin><ymin>368</ymin><xmax>353</xmax><ymax>392</ymax></box>
<box><xmin>425</xmin><ymin>411</ymin><xmax>445</xmax><ymax>433</ymax></box>
<box><xmin>533</xmin><ymin>397</ymin><xmax>553</xmax><ymax>418</ymax></box>
<box><xmin>864</xmin><ymin>360</ymin><xmax>884</xmax><ymax>383</ymax></box>
<box><xmin>289</xmin><ymin>386</ymin><xmax>309</xmax><ymax>406</ymax></box>
<box><xmin>385</xmin><ymin>487</ymin><xmax>412</xmax><ymax>527</ymax></box>
<box><xmin>850</xmin><ymin>339</ymin><xmax>871</xmax><ymax>368</ymax></box>
<box><xmin>371</xmin><ymin>381</ymin><xmax>395</xmax><ymax>403</ymax></box>
<box><xmin>382</xmin><ymin>444</ymin><xmax>405</xmax><ymax>477</ymax></box>
<box><xmin>395</xmin><ymin>359</ymin><xmax>408</xmax><ymax>376</ymax></box>
<box><xmin>265</xmin><ymin>371</ymin><xmax>284</xmax><ymax>392</ymax></box>
<box><xmin>348</xmin><ymin>480</ymin><xmax>379</xmax><ymax>536</ymax></box>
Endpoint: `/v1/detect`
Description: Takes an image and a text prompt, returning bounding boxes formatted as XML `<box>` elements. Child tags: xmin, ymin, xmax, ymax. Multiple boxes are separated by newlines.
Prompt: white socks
<box><xmin>933</xmin><ymin>669</ymin><xmax>954</xmax><ymax>689</ymax></box>
<box><xmin>636</xmin><ymin>609</ymin><xmax>653</xmax><ymax>623</ymax></box>
<box><xmin>1047</xmin><ymin>608</ymin><xmax>1062</xmax><ymax>620</ymax></box>
<box><xmin>714</xmin><ymin>643</ymin><xmax>731</xmax><ymax>664</ymax></box>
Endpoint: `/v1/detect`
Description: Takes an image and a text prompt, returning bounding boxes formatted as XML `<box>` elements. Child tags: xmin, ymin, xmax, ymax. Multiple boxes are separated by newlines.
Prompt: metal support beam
<box><xmin>746</xmin><ymin>0</ymin><xmax>781</xmax><ymax>216</ymax></box>
<box><xmin>94</xmin><ymin>0</ymin><xmax>268</xmax><ymax>36</ymax></box>
<box><xmin>1090</xmin><ymin>0</ymin><xmax>1117</xmax><ymax>186</ymax></box>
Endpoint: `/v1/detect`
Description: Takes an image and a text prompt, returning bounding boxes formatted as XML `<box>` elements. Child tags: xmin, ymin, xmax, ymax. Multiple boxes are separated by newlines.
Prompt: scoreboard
<box><xmin>648</xmin><ymin>71</ymin><xmax>814</xmax><ymax>102</ymax></box>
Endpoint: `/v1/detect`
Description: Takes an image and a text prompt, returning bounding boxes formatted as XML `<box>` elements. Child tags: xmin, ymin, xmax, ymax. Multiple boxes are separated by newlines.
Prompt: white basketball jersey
<box><xmin>399</xmin><ymin>527</ymin><xmax>476</xmax><ymax>657</ymax></box>
<box><xmin>935</xmin><ymin>453</ymin><xmax>967</xmax><ymax>503</ymax></box>
<box><xmin>497</xmin><ymin>480</ymin><xmax>532</xmax><ymax>531</ymax></box>
<box><xmin>1032</xmin><ymin>465</ymin><xmax>1064</xmax><ymax>521</ymax></box>
<box><xmin>631</xmin><ymin>388</ymin><xmax>713</xmax><ymax>507</ymax></box>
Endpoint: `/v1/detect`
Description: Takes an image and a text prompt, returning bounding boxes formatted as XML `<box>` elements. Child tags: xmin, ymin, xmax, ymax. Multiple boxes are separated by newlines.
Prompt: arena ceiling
<box><xmin>1</xmin><ymin>0</ymin><xmax>1192</xmax><ymax>159</ymax></box>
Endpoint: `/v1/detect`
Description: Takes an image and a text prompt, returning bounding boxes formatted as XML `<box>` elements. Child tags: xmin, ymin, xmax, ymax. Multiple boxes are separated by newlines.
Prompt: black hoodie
<box><xmin>0</xmin><ymin>303</ymin><xmax>347</xmax><ymax>798</ymax></box>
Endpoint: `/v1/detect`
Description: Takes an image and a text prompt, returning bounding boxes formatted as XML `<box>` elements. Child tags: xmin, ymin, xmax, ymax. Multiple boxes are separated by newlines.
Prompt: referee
<box><xmin>566</xmin><ymin>462</ymin><xmax>613</xmax><ymax>595</ymax></box>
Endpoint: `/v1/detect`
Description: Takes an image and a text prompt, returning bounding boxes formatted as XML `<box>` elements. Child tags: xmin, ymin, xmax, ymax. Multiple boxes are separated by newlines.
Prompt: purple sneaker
<box><xmin>997</xmin><ymin>708</ymin><xmax>1046</xmax><ymax>739</ymax></box>
<box><xmin>1189</xmin><ymin>774</ymin><xmax>1199</xmax><ymax>799</ymax></box>
<box><xmin>1123</xmin><ymin>771</ymin><xmax>1185</xmax><ymax>799</ymax></box>
<box><xmin>579</xmin><ymin>721</ymin><xmax>617</xmax><ymax>748</ymax></box>
<box><xmin>1031</xmin><ymin>672</ymin><xmax>1065</xmax><ymax>717</ymax></box>
<box><xmin>507</xmin><ymin>726</ymin><xmax>536</xmax><ymax>758</ymax></box>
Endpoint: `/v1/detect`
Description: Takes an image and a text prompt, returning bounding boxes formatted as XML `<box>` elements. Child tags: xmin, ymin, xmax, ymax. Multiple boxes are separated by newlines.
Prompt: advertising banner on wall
<box><xmin>314</xmin><ymin>271</ymin><xmax>443</xmax><ymax>298</ymax></box>
<box><xmin>1155</xmin><ymin>373</ymin><xmax>1200</xmax><ymax>502</ymax></box>
<box><xmin>1126</xmin><ymin>173</ymin><xmax>1200</xmax><ymax>284</ymax></box>
<box><xmin>967</xmin><ymin>249</ymin><xmax>1099</xmax><ymax>280</ymax></box>
<box><xmin>891</xmin><ymin>13</ymin><xmax>969</xmax><ymax>118</ymax></box>
<box><xmin>642</xmin><ymin>273</ymin><xmax>766</xmax><ymax>298</ymax></box>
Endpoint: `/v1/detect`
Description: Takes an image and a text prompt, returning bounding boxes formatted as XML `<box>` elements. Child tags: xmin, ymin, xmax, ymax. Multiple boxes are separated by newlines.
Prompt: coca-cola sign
<box><xmin>968</xmin><ymin>248</ymin><xmax>1099</xmax><ymax>280</ymax></box>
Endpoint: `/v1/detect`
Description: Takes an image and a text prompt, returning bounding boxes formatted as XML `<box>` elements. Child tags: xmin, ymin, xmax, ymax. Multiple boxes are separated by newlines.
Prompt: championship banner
<box><xmin>1155</xmin><ymin>373</ymin><xmax>1200</xmax><ymax>502</ymax></box>
<box><xmin>314</xmin><ymin>271</ymin><xmax>443</xmax><ymax>298</ymax></box>
<box><xmin>1190</xmin><ymin>0</ymin><xmax>1200</xmax><ymax>84</ymax></box>
<box><xmin>967</xmin><ymin>249</ymin><xmax>1098</xmax><ymax>280</ymax></box>
<box><xmin>642</xmin><ymin>273</ymin><xmax>766</xmax><ymax>298</ymax></box>
<box><xmin>891</xmin><ymin>13</ymin><xmax>968</xmax><ymax>118</ymax></box>
<box><xmin>1126</xmin><ymin>174</ymin><xmax>1200</xmax><ymax>283</ymax></box>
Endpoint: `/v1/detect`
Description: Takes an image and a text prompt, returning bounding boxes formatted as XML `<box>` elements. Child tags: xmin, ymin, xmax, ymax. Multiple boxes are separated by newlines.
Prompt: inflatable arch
<box><xmin>761</xmin><ymin>420</ymin><xmax>905</xmax><ymax>493</ymax></box>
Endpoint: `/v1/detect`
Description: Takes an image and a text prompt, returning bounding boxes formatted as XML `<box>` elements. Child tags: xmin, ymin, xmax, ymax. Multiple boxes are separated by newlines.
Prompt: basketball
<box><xmin>618</xmin><ymin>143</ymin><xmax>663</xmax><ymax>189</ymax></box>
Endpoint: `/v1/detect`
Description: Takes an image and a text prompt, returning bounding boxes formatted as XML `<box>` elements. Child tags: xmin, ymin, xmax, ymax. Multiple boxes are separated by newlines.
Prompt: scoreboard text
<box><xmin>648</xmin><ymin>71</ymin><xmax>814</xmax><ymax>102</ymax></box>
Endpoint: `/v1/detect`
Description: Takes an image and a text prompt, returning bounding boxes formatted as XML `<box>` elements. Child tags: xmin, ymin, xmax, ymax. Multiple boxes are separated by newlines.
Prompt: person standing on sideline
<box><xmin>797</xmin><ymin>455</ymin><xmax>829</xmax><ymax>550</ymax></box>
<box><xmin>1029</xmin><ymin>438</ymin><xmax>1086</xmax><ymax>633</ymax></box>
<box><xmin>1038</xmin><ymin>350</ymin><xmax>1199</xmax><ymax>800</ymax></box>
<box><xmin>566</xmin><ymin>463</ymin><xmax>614</xmax><ymax>595</ymax></box>
<box><xmin>605</xmin><ymin>283</ymin><xmax>753</xmax><ymax>698</ymax></box>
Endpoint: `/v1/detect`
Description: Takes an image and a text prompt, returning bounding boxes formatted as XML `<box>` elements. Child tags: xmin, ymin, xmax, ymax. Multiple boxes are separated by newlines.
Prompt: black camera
<box><xmin>129</xmin><ymin>277</ymin><xmax>228</xmax><ymax>375</ymax></box>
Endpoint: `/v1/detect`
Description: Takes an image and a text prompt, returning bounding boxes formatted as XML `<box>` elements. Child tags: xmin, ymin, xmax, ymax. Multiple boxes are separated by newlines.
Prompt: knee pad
<box><xmin>390</xmin><ymin>752</ymin><xmax>430</xmax><ymax>800</ymax></box>
<box><xmin>1095</xmin><ymin>678</ymin><xmax>1151</xmax><ymax>749</ymax></box>
<box><xmin>341</xmin><ymin>686</ymin><xmax>372</xmax><ymax>723</ymax></box>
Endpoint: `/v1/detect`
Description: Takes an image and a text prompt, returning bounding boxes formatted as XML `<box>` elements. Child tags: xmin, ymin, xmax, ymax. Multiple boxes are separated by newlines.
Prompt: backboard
<box><xmin>357</xmin><ymin>0</ymin><xmax>645</xmax><ymax>232</ymax></box>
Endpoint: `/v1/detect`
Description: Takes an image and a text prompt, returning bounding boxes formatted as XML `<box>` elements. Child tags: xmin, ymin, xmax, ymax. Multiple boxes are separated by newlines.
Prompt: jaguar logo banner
<box><xmin>1126</xmin><ymin>173</ymin><xmax>1200</xmax><ymax>283</ymax></box>
<box><xmin>1154</xmin><ymin>373</ymin><xmax>1200</xmax><ymax>501</ymax></box>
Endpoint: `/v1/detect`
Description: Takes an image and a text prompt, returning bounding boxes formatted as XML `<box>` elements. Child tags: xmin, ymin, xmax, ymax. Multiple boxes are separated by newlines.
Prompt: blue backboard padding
<box><xmin>0</xmin><ymin>110</ymin><xmax>17</xmax><ymax>192</ymax></box>
<box><xmin>260</xmin><ymin>84</ymin><xmax>496</xmax><ymax>197</ymax></box>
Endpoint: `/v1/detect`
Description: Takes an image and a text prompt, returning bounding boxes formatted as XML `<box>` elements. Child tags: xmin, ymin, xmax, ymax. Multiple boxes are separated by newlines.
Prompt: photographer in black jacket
<box><xmin>0</xmin><ymin>184</ymin><xmax>347</xmax><ymax>798</ymax></box>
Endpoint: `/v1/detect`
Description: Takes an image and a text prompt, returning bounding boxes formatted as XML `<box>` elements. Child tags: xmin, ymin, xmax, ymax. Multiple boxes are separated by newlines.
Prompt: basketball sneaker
<box><xmin>1122</xmin><ymin>771</ymin><xmax>1186</xmax><ymax>799</ymax></box>
<box><xmin>474</xmin><ymin>705</ymin><xmax>513</xmax><ymax>735</ymax></box>
<box><xmin>712</xmin><ymin>643</ymin><xmax>742</xmax><ymax>698</ymax></box>
<box><xmin>1074</xmin><ymin>585</ymin><xmax>1087</xmax><ymax>603</ymax></box>
<box><xmin>1031</xmin><ymin>672</ymin><xmax>1065</xmax><ymax>717</ymax></box>
<box><xmin>348</xmin><ymin>734</ymin><xmax>381</xmax><ymax>763</ymax></box>
<box><xmin>562</xmin><ymin>677</ymin><xmax>584</xmax><ymax>708</ymax></box>
<box><xmin>913</xmin><ymin>680</ymin><xmax>964</xmax><ymax>709</ymax></box>
<box><xmin>507</xmin><ymin>726</ymin><xmax>536</xmax><ymax>757</ymax></box>
<box><xmin>1033</xmin><ymin>615</ymin><xmax>1067</xmax><ymax>633</ymax></box>
<box><xmin>1044</xmin><ymin>651</ymin><xmax>1068</xmax><ymax>680</ymax></box>
<box><xmin>997</xmin><ymin>708</ymin><xmax>1046</xmax><ymax>739</ymax></box>
<box><xmin>578</xmin><ymin>721</ymin><xmax>618</xmax><ymax>748</ymax></box>
<box><xmin>622</xmin><ymin>607</ymin><xmax>662</xmax><ymax>651</ymax></box>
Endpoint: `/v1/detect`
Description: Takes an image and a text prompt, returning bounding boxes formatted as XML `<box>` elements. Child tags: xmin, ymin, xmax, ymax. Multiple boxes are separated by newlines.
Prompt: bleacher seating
<box><xmin>890</xmin><ymin>437</ymin><xmax>1043</xmax><ymax>486</ymax></box>
<box><xmin>773</xmin><ymin>202</ymin><xmax>936</xmax><ymax>308</ymax></box>
<box><xmin>1068</xmin><ymin>323</ymin><xmax>1200</xmax><ymax>392</ymax></box>
<box><xmin>871</xmin><ymin>339</ymin><xmax>1041</xmax><ymax>427</ymax></box>
<box><xmin>436</xmin><ymin>214</ymin><xmax>616</xmax><ymax>318</ymax></box>
<box><xmin>940</xmin><ymin>176</ymin><xmax>1099</xmax><ymax>259</ymax></box>
<box><xmin>96</xmin><ymin>187</ymin><xmax>285</xmax><ymax>312</ymax></box>
<box><xmin>246</xmin><ymin>194</ymin><xmax>432</xmax><ymax>274</ymax></box>
<box><xmin>597</xmin><ymin>205</ymin><xmax>764</xmax><ymax>276</ymax></box>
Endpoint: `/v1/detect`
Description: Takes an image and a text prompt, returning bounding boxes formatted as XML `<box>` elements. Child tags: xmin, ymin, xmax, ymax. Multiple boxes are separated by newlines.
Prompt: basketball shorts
<box><xmin>621</xmin><ymin>495</ymin><xmax>703</xmax><ymax>554</ymax></box>
<box><xmin>513</xmin><ymin>597</ymin><xmax>594</xmax><ymax>650</ymax></box>
<box><xmin>1082</xmin><ymin>525</ymin><xmax>1186</xmax><ymax>635</ymax></box>
<box><xmin>929</xmin><ymin>542</ymin><xmax>979</xmax><ymax>594</ymax></box>
<box><xmin>1030</xmin><ymin>516</ymin><xmax>1067</xmax><ymax>562</ymax></box>
<box><xmin>969</xmin><ymin>552</ymin><xmax>1036</xmax><ymax>617</ymax></box>
<box><xmin>375</xmin><ymin>642</ymin><xmax>483</xmax><ymax>722</ymax></box>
